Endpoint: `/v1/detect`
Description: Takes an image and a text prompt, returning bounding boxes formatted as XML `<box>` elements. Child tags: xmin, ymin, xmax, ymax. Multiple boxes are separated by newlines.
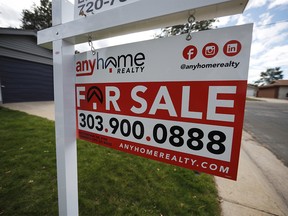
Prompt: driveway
<box><xmin>1</xmin><ymin>101</ymin><xmax>55</xmax><ymax>121</ymax></box>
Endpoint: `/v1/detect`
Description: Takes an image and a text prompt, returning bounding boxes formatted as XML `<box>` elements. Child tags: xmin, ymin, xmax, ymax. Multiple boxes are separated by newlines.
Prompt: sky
<box><xmin>0</xmin><ymin>0</ymin><xmax>288</xmax><ymax>83</ymax></box>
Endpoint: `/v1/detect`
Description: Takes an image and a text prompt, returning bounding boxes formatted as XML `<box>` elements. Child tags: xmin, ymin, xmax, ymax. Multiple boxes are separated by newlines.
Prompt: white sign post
<box><xmin>51</xmin><ymin>1</ymin><xmax>78</xmax><ymax>216</ymax></box>
<box><xmin>53</xmin><ymin>40</ymin><xmax>78</xmax><ymax>216</ymax></box>
<box><xmin>38</xmin><ymin>0</ymin><xmax>249</xmax><ymax>215</ymax></box>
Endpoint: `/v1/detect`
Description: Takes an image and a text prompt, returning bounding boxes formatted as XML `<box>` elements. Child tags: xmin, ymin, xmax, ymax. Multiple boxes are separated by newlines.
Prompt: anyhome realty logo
<box><xmin>76</xmin><ymin>51</ymin><xmax>146</xmax><ymax>76</ymax></box>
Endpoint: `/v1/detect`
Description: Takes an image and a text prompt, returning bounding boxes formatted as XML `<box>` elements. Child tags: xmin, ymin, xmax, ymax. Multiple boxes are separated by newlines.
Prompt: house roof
<box><xmin>0</xmin><ymin>28</ymin><xmax>37</xmax><ymax>37</ymax></box>
<box><xmin>247</xmin><ymin>84</ymin><xmax>258</xmax><ymax>89</ymax></box>
<box><xmin>259</xmin><ymin>80</ymin><xmax>288</xmax><ymax>89</ymax></box>
<box><xmin>271</xmin><ymin>80</ymin><xmax>288</xmax><ymax>86</ymax></box>
<box><xmin>0</xmin><ymin>28</ymin><xmax>52</xmax><ymax>65</ymax></box>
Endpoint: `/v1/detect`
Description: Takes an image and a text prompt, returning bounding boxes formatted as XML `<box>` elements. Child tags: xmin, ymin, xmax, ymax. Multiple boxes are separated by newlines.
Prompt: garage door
<box><xmin>0</xmin><ymin>56</ymin><xmax>54</xmax><ymax>103</ymax></box>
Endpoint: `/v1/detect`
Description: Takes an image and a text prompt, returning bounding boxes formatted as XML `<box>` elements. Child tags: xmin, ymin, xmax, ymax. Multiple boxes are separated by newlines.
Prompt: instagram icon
<box><xmin>202</xmin><ymin>43</ymin><xmax>219</xmax><ymax>58</ymax></box>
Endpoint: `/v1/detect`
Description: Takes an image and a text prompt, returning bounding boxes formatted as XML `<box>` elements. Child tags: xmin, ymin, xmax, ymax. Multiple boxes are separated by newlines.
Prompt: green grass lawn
<box><xmin>0</xmin><ymin>107</ymin><xmax>221</xmax><ymax>216</ymax></box>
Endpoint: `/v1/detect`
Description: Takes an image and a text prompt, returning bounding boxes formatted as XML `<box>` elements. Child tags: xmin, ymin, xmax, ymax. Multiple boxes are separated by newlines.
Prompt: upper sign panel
<box><xmin>39</xmin><ymin>0</ymin><xmax>248</xmax><ymax>48</ymax></box>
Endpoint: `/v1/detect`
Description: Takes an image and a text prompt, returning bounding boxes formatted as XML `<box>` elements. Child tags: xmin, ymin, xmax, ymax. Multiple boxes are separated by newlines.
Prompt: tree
<box><xmin>156</xmin><ymin>19</ymin><xmax>216</xmax><ymax>38</ymax></box>
<box><xmin>21</xmin><ymin>0</ymin><xmax>52</xmax><ymax>31</ymax></box>
<box><xmin>254</xmin><ymin>67</ymin><xmax>284</xmax><ymax>86</ymax></box>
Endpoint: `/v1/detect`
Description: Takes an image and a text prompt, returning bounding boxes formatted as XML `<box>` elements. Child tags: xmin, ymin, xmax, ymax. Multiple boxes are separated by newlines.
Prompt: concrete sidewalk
<box><xmin>216</xmin><ymin>131</ymin><xmax>288</xmax><ymax>216</ymax></box>
<box><xmin>2</xmin><ymin>101</ymin><xmax>288</xmax><ymax>216</ymax></box>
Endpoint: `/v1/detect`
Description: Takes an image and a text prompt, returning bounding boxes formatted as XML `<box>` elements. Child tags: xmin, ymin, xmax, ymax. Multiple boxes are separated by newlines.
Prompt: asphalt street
<box><xmin>244</xmin><ymin>100</ymin><xmax>288</xmax><ymax>166</ymax></box>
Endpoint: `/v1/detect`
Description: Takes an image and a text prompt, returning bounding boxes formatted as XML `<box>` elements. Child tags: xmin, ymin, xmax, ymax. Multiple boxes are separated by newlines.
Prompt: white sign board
<box><xmin>75</xmin><ymin>24</ymin><xmax>253</xmax><ymax>180</ymax></box>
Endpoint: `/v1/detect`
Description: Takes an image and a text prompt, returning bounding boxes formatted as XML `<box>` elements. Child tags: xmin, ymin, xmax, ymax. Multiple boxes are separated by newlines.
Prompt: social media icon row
<box><xmin>183</xmin><ymin>40</ymin><xmax>242</xmax><ymax>60</ymax></box>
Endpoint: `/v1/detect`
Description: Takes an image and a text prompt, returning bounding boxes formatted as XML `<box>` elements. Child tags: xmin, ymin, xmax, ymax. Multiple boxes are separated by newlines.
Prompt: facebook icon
<box><xmin>183</xmin><ymin>45</ymin><xmax>198</xmax><ymax>60</ymax></box>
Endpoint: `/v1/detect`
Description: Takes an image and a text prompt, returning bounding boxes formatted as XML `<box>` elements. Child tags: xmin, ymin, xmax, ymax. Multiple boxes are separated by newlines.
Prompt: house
<box><xmin>246</xmin><ymin>84</ymin><xmax>257</xmax><ymax>97</ymax></box>
<box><xmin>0</xmin><ymin>28</ymin><xmax>53</xmax><ymax>103</ymax></box>
<box><xmin>257</xmin><ymin>80</ymin><xmax>288</xmax><ymax>100</ymax></box>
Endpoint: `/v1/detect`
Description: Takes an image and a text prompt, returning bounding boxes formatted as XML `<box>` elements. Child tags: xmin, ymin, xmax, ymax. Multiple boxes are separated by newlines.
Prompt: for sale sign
<box><xmin>75</xmin><ymin>24</ymin><xmax>253</xmax><ymax>180</ymax></box>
